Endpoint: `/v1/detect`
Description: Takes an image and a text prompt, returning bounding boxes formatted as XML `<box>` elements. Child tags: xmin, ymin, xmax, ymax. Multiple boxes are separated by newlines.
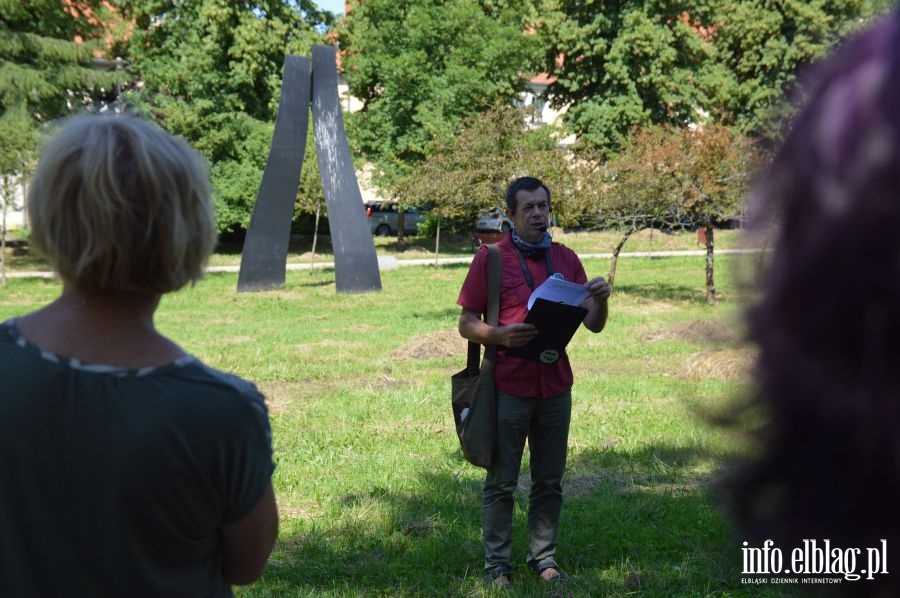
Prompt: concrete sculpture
<box><xmin>238</xmin><ymin>48</ymin><xmax>381</xmax><ymax>293</ymax></box>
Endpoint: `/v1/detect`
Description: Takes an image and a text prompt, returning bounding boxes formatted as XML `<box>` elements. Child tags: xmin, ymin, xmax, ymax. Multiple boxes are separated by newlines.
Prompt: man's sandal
<box><xmin>533</xmin><ymin>561</ymin><xmax>570</xmax><ymax>583</ymax></box>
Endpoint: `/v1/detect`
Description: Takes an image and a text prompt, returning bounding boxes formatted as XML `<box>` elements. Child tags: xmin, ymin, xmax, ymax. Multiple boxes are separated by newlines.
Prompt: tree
<box><xmin>293</xmin><ymin>115</ymin><xmax>326</xmax><ymax>269</ymax></box>
<box><xmin>605</xmin><ymin>124</ymin><xmax>753</xmax><ymax>304</ymax></box>
<box><xmin>710</xmin><ymin>0</ymin><xmax>888</xmax><ymax>139</ymax></box>
<box><xmin>339</xmin><ymin>0</ymin><xmax>543</xmax><ymax>187</ymax></box>
<box><xmin>592</xmin><ymin>127</ymin><xmax>685</xmax><ymax>287</ymax></box>
<box><xmin>1</xmin><ymin>0</ymin><xmax>125</xmax><ymax>281</ymax></box>
<box><xmin>676</xmin><ymin>124</ymin><xmax>753</xmax><ymax>304</ymax></box>
<box><xmin>0</xmin><ymin>1</ymin><xmax>125</xmax><ymax>123</ymax></box>
<box><xmin>396</xmin><ymin>105</ymin><xmax>577</xmax><ymax>250</ymax></box>
<box><xmin>115</xmin><ymin>0</ymin><xmax>331</xmax><ymax>233</ymax></box>
<box><xmin>0</xmin><ymin>110</ymin><xmax>33</xmax><ymax>286</ymax></box>
<box><xmin>537</xmin><ymin>0</ymin><xmax>724</xmax><ymax>152</ymax></box>
<box><xmin>538</xmin><ymin>0</ymin><xmax>888</xmax><ymax>150</ymax></box>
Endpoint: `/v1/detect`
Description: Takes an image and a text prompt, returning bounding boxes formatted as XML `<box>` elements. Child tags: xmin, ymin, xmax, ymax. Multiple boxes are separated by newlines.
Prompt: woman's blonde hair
<box><xmin>28</xmin><ymin>114</ymin><xmax>217</xmax><ymax>294</ymax></box>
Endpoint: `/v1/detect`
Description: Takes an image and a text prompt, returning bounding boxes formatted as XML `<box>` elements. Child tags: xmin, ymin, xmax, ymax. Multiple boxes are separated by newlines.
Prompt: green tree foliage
<box><xmin>540</xmin><ymin>0</ymin><xmax>889</xmax><ymax>150</ymax></box>
<box><xmin>538</xmin><ymin>0</ymin><xmax>722</xmax><ymax>152</ymax></box>
<box><xmin>710</xmin><ymin>0</ymin><xmax>888</xmax><ymax>139</ymax></box>
<box><xmin>396</xmin><ymin>105</ymin><xmax>578</xmax><ymax>231</ymax></box>
<box><xmin>339</xmin><ymin>0</ymin><xmax>543</xmax><ymax>186</ymax></box>
<box><xmin>0</xmin><ymin>0</ymin><xmax>123</xmax><ymax>171</ymax></box>
<box><xmin>294</xmin><ymin>114</ymin><xmax>324</xmax><ymax>222</ymax></box>
<box><xmin>0</xmin><ymin>1</ymin><xmax>123</xmax><ymax>123</ymax></box>
<box><xmin>0</xmin><ymin>105</ymin><xmax>33</xmax><ymax>183</ymax></box>
<box><xmin>1</xmin><ymin>0</ymin><xmax>124</xmax><ymax>281</ymax></box>
<box><xmin>116</xmin><ymin>0</ymin><xmax>331</xmax><ymax>233</ymax></box>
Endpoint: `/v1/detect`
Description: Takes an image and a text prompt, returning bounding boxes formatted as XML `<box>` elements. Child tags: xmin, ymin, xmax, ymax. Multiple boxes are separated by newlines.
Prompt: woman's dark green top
<box><xmin>0</xmin><ymin>320</ymin><xmax>274</xmax><ymax>597</ymax></box>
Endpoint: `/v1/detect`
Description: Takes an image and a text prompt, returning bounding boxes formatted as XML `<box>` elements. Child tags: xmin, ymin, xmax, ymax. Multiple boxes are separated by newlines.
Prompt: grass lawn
<box><xmin>0</xmin><ymin>243</ymin><xmax>776</xmax><ymax>597</ymax></box>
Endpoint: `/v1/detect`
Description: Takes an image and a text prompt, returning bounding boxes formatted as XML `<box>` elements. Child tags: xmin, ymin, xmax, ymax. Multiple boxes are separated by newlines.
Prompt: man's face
<box><xmin>508</xmin><ymin>187</ymin><xmax>550</xmax><ymax>244</ymax></box>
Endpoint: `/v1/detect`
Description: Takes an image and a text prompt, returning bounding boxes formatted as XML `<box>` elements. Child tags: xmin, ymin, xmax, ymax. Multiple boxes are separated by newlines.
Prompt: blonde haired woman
<box><xmin>0</xmin><ymin>114</ymin><xmax>277</xmax><ymax>596</ymax></box>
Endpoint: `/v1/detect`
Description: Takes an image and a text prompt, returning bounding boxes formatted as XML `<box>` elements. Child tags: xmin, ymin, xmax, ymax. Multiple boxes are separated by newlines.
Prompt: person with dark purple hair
<box><xmin>731</xmin><ymin>11</ymin><xmax>900</xmax><ymax>591</ymax></box>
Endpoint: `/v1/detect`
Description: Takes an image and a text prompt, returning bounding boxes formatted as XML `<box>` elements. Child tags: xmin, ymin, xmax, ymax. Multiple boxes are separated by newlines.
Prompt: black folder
<box><xmin>504</xmin><ymin>298</ymin><xmax>587</xmax><ymax>364</ymax></box>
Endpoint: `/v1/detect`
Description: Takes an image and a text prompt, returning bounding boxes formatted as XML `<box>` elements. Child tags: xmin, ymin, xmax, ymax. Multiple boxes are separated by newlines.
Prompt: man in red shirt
<box><xmin>458</xmin><ymin>177</ymin><xmax>610</xmax><ymax>588</ymax></box>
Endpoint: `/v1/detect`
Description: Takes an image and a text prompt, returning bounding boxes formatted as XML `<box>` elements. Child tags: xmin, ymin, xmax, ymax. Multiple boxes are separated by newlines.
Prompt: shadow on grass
<box><xmin>428</xmin><ymin>262</ymin><xmax>472</xmax><ymax>272</ymax></box>
<box><xmin>214</xmin><ymin>233</ymin><xmax>477</xmax><ymax>259</ymax></box>
<box><xmin>255</xmin><ymin>444</ymin><xmax>770</xmax><ymax>597</ymax></box>
<box><xmin>613</xmin><ymin>283</ymin><xmax>707</xmax><ymax>305</ymax></box>
<box><xmin>215</xmin><ymin>236</ymin><xmax>338</xmax><ymax>257</ymax></box>
<box><xmin>1</xmin><ymin>244</ymin><xmax>51</xmax><ymax>271</ymax></box>
<box><xmin>290</xmin><ymin>279</ymin><xmax>335</xmax><ymax>289</ymax></box>
<box><xmin>375</xmin><ymin>233</ymin><xmax>475</xmax><ymax>254</ymax></box>
<box><xmin>410</xmin><ymin>307</ymin><xmax>460</xmax><ymax>320</ymax></box>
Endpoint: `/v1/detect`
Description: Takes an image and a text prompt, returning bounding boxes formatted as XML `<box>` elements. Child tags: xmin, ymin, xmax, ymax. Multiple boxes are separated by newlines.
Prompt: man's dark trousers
<box><xmin>482</xmin><ymin>390</ymin><xmax>572</xmax><ymax>574</ymax></box>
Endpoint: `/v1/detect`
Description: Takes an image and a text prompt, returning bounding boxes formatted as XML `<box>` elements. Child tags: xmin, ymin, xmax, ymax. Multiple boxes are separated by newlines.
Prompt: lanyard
<box><xmin>513</xmin><ymin>245</ymin><xmax>555</xmax><ymax>290</ymax></box>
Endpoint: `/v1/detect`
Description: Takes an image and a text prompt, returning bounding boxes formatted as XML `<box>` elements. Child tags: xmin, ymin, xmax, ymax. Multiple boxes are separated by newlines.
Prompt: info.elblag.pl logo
<box><xmin>741</xmin><ymin>539</ymin><xmax>889</xmax><ymax>586</ymax></box>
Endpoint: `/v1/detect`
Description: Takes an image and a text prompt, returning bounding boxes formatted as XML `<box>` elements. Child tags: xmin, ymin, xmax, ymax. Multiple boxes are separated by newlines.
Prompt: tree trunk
<box><xmin>608</xmin><ymin>226</ymin><xmax>636</xmax><ymax>288</ymax></box>
<box><xmin>310</xmin><ymin>204</ymin><xmax>321</xmax><ymax>273</ymax></box>
<box><xmin>22</xmin><ymin>178</ymin><xmax>30</xmax><ymax>228</ymax></box>
<box><xmin>0</xmin><ymin>175</ymin><xmax>10</xmax><ymax>288</ymax></box>
<box><xmin>705</xmin><ymin>224</ymin><xmax>716</xmax><ymax>305</ymax></box>
<box><xmin>396</xmin><ymin>210</ymin><xmax>406</xmax><ymax>249</ymax></box>
<box><xmin>1</xmin><ymin>175</ymin><xmax>9</xmax><ymax>288</ymax></box>
<box><xmin>434</xmin><ymin>217</ymin><xmax>441</xmax><ymax>268</ymax></box>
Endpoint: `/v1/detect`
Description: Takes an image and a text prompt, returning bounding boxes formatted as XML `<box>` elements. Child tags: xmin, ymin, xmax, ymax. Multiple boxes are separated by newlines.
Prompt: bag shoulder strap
<box><xmin>485</xmin><ymin>244</ymin><xmax>501</xmax><ymax>326</ymax></box>
<box><xmin>466</xmin><ymin>244</ymin><xmax>501</xmax><ymax>373</ymax></box>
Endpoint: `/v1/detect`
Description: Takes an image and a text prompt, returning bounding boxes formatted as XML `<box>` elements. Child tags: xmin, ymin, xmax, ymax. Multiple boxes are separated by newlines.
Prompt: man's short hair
<box><xmin>504</xmin><ymin>176</ymin><xmax>551</xmax><ymax>213</ymax></box>
<box><xmin>27</xmin><ymin>114</ymin><xmax>217</xmax><ymax>294</ymax></box>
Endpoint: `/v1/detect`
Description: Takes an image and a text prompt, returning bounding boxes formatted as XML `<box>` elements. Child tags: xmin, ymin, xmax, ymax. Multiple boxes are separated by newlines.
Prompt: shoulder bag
<box><xmin>451</xmin><ymin>244</ymin><xmax>500</xmax><ymax>468</ymax></box>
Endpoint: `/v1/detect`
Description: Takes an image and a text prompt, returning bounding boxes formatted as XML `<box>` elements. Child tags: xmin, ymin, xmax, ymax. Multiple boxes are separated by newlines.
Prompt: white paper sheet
<box><xmin>527</xmin><ymin>276</ymin><xmax>589</xmax><ymax>310</ymax></box>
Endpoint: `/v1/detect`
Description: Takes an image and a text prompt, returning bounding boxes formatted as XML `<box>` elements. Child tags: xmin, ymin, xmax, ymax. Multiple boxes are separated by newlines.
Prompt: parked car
<box><xmin>474</xmin><ymin>207</ymin><xmax>512</xmax><ymax>247</ymax></box>
<box><xmin>365</xmin><ymin>202</ymin><xmax>426</xmax><ymax>236</ymax></box>
<box><xmin>475</xmin><ymin>207</ymin><xmax>512</xmax><ymax>233</ymax></box>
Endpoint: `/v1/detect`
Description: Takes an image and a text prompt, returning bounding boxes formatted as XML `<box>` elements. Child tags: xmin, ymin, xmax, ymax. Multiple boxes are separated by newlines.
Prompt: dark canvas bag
<box><xmin>451</xmin><ymin>244</ymin><xmax>500</xmax><ymax>468</ymax></box>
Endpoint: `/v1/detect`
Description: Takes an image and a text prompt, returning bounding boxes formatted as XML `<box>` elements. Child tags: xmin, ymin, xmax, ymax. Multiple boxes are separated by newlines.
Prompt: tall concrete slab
<box><xmin>237</xmin><ymin>56</ymin><xmax>310</xmax><ymax>292</ymax></box>
<box><xmin>311</xmin><ymin>45</ymin><xmax>382</xmax><ymax>293</ymax></box>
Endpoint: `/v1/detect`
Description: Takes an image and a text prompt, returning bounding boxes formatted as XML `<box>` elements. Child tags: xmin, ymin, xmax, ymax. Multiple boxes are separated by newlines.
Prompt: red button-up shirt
<box><xmin>457</xmin><ymin>233</ymin><xmax>588</xmax><ymax>398</ymax></box>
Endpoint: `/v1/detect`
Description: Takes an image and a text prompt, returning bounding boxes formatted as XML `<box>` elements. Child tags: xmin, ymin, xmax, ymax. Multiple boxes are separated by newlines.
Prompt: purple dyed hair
<box><xmin>730</xmin><ymin>12</ymin><xmax>900</xmax><ymax>586</ymax></box>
